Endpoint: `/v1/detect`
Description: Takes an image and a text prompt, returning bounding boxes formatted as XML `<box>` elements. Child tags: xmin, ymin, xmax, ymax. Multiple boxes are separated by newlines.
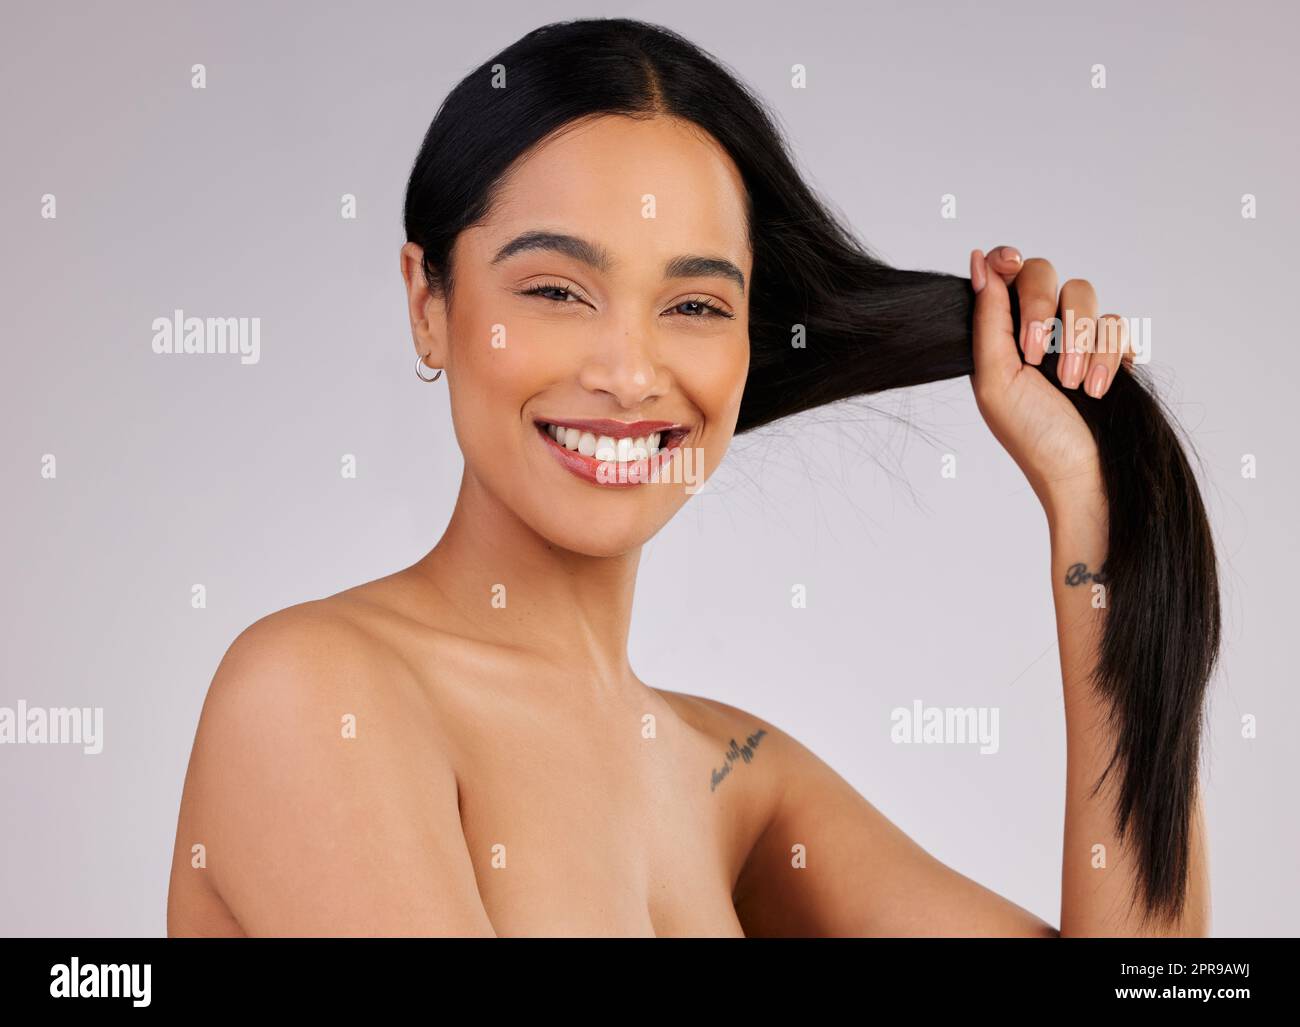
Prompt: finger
<box><xmin>1119</xmin><ymin>319</ymin><xmax>1137</xmax><ymax>367</ymax></box>
<box><xmin>1085</xmin><ymin>314</ymin><xmax>1129</xmax><ymax>397</ymax></box>
<box><xmin>1013</xmin><ymin>258</ymin><xmax>1059</xmax><ymax>366</ymax></box>
<box><xmin>1057</xmin><ymin>278</ymin><xmax>1098</xmax><ymax>390</ymax></box>
<box><xmin>986</xmin><ymin>245</ymin><xmax>1023</xmax><ymax>283</ymax></box>
<box><xmin>970</xmin><ymin>249</ymin><xmax>1021</xmax><ymax>393</ymax></box>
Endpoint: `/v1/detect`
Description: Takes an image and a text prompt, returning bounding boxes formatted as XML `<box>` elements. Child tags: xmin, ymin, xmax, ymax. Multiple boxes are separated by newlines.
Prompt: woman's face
<box><xmin>404</xmin><ymin>114</ymin><xmax>752</xmax><ymax>557</ymax></box>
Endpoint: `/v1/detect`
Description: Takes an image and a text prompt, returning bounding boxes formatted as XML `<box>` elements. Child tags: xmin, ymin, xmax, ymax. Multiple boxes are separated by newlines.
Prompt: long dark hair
<box><xmin>403</xmin><ymin>16</ymin><xmax>1220</xmax><ymax>929</ymax></box>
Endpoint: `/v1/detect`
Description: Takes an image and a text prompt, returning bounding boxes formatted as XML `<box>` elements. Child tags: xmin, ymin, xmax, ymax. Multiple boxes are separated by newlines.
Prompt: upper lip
<box><xmin>534</xmin><ymin>417</ymin><xmax>683</xmax><ymax>439</ymax></box>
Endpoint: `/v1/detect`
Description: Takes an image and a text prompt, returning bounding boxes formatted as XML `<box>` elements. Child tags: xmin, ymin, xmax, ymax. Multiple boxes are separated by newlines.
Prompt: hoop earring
<box><xmin>415</xmin><ymin>354</ymin><xmax>443</xmax><ymax>382</ymax></box>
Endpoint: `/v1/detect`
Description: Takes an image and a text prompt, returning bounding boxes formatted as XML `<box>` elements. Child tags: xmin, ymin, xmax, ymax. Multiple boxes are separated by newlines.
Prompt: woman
<box><xmin>167</xmin><ymin>17</ymin><xmax>1218</xmax><ymax>937</ymax></box>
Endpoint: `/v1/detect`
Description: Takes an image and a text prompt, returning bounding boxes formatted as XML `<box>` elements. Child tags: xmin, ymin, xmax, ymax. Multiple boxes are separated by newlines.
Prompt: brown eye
<box><xmin>519</xmin><ymin>282</ymin><xmax>582</xmax><ymax>304</ymax></box>
<box><xmin>669</xmin><ymin>297</ymin><xmax>735</xmax><ymax>319</ymax></box>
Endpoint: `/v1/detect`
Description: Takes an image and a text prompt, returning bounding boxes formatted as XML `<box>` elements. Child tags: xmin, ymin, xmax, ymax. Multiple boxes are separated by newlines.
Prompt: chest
<box><xmin>447</xmin><ymin>692</ymin><xmax>750</xmax><ymax>936</ymax></box>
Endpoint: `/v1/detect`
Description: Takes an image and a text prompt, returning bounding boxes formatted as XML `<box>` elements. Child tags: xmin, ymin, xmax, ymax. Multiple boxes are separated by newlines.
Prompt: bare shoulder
<box><xmin>167</xmin><ymin>590</ymin><xmax>493</xmax><ymax>936</ymax></box>
<box><xmin>196</xmin><ymin>573</ymin><xmax>469</xmax><ymax>750</ymax></box>
<box><xmin>209</xmin><ymin>597</ymin><xmax>392</xmax><ymax>699</ymax></box>
<box><xmin>652</xmin><ymin>690</ymin><xmax>814</xmax><ymax>821</ymax></box>
<box><xmin>656</xmin><ymin>690</ymin><xmax>821</xmax><ymax>771</ymax></box>
<box><xmin>189</xmin><ymin>594</ymin><xmax>433</xmax><ymax>764</ymax></box>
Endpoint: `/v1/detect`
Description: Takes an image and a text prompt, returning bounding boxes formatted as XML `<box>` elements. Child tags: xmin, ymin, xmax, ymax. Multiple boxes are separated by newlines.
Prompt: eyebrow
<box><xmin>490</xmin><ymin>230</ymin><xmax>746</xmax><ymax>294</ymax></box>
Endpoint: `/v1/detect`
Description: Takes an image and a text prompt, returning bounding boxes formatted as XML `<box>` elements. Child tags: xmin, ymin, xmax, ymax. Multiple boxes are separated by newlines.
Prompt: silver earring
<box><xmin>415</xmin><ymin>354</ymin><xmax>443</xmax><ymax>382</ymax></box>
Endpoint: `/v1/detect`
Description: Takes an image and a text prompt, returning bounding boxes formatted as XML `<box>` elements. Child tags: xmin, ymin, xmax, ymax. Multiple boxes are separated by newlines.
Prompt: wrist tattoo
<box><xmin>1064</xmin><ymin>562</ymin><xmax>1107</xmax><ymax>586</ymax></box>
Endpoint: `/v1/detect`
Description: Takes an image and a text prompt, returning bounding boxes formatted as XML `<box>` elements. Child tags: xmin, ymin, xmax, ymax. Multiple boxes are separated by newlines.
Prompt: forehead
<box><xmin>477</xmin><ymin>114</ymin><xmax>751</xmax><ymax>274</ymax></box>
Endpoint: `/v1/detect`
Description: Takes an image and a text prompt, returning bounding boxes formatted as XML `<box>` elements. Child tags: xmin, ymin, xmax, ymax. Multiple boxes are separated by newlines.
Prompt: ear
<box><xmin>400</xmin><ymin>241</ymin><xmax>448</xmax><ymax>369</ymax></box>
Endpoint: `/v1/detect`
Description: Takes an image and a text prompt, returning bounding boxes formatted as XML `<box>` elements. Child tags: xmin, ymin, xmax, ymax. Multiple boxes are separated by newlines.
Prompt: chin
<box><xmin>530</xmin><ymin>510</ymin><xmax>669</xmax><ymax>558</ymax></box>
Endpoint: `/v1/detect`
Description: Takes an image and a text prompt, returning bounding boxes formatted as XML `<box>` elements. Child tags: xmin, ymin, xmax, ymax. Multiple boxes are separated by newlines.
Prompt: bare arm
<box><xmin>1046</xmin><ymin>490</ymin><xmax>1210</xmax><ymax>936</ymax></box>
<box><xmin>730</xmin><ymin>709</ymin><xmax>1058</xmax><ymax>937</ymax></box>
<box><xmin>732</xmin><ymin>491</ymin><xmax>1210</xmax><ymax>937</ymax></box>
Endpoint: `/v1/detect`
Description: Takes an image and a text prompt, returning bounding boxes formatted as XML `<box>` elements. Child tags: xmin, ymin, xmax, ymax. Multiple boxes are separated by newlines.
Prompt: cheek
<box><xmin>724</xmin><ymin>344</ymin><xmax>751</xmax><ymax>415</ymax></box>
<box><xmin>446</xmin><ymin>306</ymin><xmax>570</xmax><ymax>428</ymax></box>
<box><xmin>683</xmin><ymin>334</ymin><xmax>749</xmax><ymax>426</ymax></box>
<box><xmin>440</xmin><ymin>320</ymin><xmax>530</xmax><ymax>488</ymax></box>
<box><xmin>669</xmin><ymin>336</ymin><xmax>749</xmax><ymax>482</ymax></box>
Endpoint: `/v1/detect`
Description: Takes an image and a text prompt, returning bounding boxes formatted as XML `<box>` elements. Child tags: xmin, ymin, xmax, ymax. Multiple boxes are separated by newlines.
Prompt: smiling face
<box><xmin>403</xmin><ymin>114</ymin><xmax>753</xmax><ymax>557</ymax></box>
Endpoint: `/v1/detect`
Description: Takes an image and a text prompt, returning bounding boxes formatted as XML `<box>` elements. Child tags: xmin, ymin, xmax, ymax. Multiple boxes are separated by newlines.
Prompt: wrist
<box><xmin>1038</xmin><ymin>467</ymin><xmax>1107</xmax><ymax>535</ymax></box>
<box><xmin>1046</xmin><ymin>490</ymin><xmax>1109</xmax><ymax>566</ymax></box>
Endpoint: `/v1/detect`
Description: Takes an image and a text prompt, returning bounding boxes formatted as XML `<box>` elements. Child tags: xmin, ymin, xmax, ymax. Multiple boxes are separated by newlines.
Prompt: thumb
<box><xmin>970</xmin><ymin>248</ymin><xmax>1022</xmax><ymax>390</ymax></box>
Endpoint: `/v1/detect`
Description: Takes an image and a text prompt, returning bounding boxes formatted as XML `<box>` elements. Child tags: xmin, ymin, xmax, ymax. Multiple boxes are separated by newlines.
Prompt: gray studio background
<box><xmin>2</xmin><ymin>0</ymin><xmax>1296</xmax><ymax>936</ymax></box>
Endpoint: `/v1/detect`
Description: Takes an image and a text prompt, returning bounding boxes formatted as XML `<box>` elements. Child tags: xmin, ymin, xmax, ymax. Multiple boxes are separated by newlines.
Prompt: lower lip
<box><xmin>534</xmin><ymin>424</ymin><xmax>683</xmax><ymax>488</ymax></box>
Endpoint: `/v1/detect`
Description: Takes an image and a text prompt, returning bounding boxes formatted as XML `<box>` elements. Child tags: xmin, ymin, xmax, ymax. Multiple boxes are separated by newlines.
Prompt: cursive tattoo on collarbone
<box><xmin>709</xmin><ymin>728</ymin><xmax>768</xmax><ymax>793</ymax></box>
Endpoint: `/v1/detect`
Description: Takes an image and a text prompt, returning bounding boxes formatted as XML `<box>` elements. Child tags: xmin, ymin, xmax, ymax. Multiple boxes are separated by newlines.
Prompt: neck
<box><xmin>412</xmin><ymin>469</ymin><xmax>641</xmax><ymax>689</ymax></box>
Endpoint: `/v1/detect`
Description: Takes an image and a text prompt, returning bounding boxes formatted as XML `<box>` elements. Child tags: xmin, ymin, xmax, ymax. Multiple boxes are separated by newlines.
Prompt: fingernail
<box><xmin>1000</xmin><ymin>246</ymin><xmax>1023</xmax><ymax>266</ymax></box>
<box><xmin>1085</xmin><ymin>363</ymin><xmax>1109</xmax><ymax>397</ymax></box>
<box><xmin>1060</xmin><ymin>351</ymin><xmax>1083</xmax><ymax>388</ymax></box>
<box><xmin>1026</xmin><ymin>321</ymin><xmax>1045</xmax><ymax>365</ymax></box>
<box><xmin>970</xmin><ymin>250</ymin><xmax>987</xmax><ymax>293</ymax></box>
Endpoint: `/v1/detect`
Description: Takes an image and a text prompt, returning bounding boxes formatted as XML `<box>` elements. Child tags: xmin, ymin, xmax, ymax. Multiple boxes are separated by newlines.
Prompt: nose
<box><xmin>577</xmin><ymin>326</ymin><xmax>668</xmax><ymax>409</ymax></box>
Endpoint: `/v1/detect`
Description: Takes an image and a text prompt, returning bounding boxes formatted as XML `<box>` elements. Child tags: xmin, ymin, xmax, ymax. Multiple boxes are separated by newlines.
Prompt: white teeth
<box><xmin>543</xmin><ymin>423</ymin><xmax>671</xmax><ymax>462</ymax></box>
